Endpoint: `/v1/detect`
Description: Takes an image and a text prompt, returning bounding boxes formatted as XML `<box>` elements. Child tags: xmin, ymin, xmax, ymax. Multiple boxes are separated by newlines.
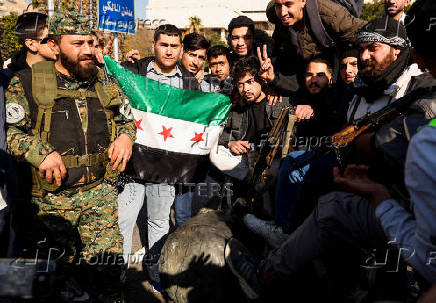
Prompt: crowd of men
<box><xmin>0</xmin><ymin>0</ymin><xmax>435</xmax><ymax>302</ymax></box>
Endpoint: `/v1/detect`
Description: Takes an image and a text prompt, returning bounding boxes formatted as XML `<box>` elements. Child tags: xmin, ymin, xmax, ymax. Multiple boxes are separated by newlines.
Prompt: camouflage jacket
<box><xmin>6</xmin><ymin>70</ymin><xmax>136</xmax><ymax>169</ymax></box>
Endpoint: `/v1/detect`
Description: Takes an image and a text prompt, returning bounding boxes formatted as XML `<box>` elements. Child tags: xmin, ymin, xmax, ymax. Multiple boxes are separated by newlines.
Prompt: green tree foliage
<box><xmin>32</xmin><ymin>0</ymin><xmax>98</xmax><ymax>24</ymax></box>
<box><xmin>0</xmin><ymin>13</ymin><xmax>21</xmax><ymax>63</ymax></box>
<box><xmin>32</xmin><ymin>0</ymin><xmax>76</xmax><ymax>11</ymax></box>
<box><xmin>32</xmin><ymin>0</ymin><xmax>46</xmax><ymax>9</ymax></box>
<box><xmin>123</xmin><ymin>28</ymin><xmax>154</xmax><ymax>59</ymax></box>
<box><xmin>188</xmin><ymin>16</ymin><xmax>202</xmax><ymax>34</ymax></box>
<box><xmin>205</xmin><ymin>31</ymin><xmax>227</xmax><ymax>47</ymax></box>
<box><xmin>361</xmin><ymin>0</ymin><xmax>385</xmax><ymax>21</ymax></box>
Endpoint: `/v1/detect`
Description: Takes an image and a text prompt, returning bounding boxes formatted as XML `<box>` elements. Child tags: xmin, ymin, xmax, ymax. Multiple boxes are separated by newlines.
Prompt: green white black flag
<box><xmin>104</xmin><ymin>55</ymin><xmax>234</xmax><ymax>183</ymax></box>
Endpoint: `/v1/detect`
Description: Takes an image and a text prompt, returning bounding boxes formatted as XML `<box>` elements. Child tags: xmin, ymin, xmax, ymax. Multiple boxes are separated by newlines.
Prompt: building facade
<box><xmin>0</xmin><ymin>0</ymin><xmax>31</xmax><ymax>17</ymax></box>
<box><xmin>144</xmin><ymin>0</ymin><xmax>270</xmax><ymax>39</ymax></box>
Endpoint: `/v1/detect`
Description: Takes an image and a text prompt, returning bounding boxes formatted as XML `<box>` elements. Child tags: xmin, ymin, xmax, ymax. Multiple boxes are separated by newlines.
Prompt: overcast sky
<box><xmin>135</xmin><ymin>0</ymin><xmax>147</xmax><ymax>19</ymax></box>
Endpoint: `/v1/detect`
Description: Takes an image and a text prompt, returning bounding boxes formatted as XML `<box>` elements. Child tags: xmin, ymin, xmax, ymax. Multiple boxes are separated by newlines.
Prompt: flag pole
<box><xmin>113</xmin><ymin>32</ymin><xmax>119</xmax><ymax>62</ymax></box>
<box><xmin>47</xmin><ymin>0</ymin><xmax>54</xmax><ymax>16</ymax></box>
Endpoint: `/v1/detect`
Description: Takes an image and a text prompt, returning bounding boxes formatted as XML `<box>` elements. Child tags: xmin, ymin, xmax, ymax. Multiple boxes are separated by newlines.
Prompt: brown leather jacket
<box><xmin>266</xmin><ymin>0</ymin><xmax>366</xmax><ymax>95</ymax></box>
<box><xmin>267</xmin><ymin>0</ymin><xmax>366</xmax><ymax>60</ymax></box>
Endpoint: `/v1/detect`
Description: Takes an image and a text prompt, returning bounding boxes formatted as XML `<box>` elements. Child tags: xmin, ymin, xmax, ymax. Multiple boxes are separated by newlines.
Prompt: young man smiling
<box><xmin>263</xmin><ymin>0</ymin><xmax>366</xmax><ymax>95</ymax></box>
<box><xmin>339</xmin><ymin>47</ymin><xmax>359</xmax><ymax>86</ymax></box>
<box><xmin>227</xmin><ymin>16</ymin><xmax>256</xmax><ymax>63</ymax></box>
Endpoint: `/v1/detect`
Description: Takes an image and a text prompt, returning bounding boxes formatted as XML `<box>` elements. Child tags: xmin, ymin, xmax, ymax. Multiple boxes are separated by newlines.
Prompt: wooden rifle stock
<box><xmin>246</xmin><ymin>106</ymin><xmax>296</xmax><ymax>202</ymax></box>
<box><xmin>289</xmin><ymin>86</ymin><xmax>436</xmax><ymax>172</ymax></box>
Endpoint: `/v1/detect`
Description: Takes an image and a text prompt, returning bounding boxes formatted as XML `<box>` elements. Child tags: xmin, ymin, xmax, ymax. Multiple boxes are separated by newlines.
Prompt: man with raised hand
<box><xmin>181</xmin><ymin>32</ymin><xmax>210</xmax><ymax>83</ymax></box>
<box><xmin>264</xmin><ymin>0</ymin><xmax>366</xmax><ymax>95</ymax></box>
<box><xmin>225</xmin><ymin>15</ymin><xmax>436</xmax><ymax>301</ymax></box>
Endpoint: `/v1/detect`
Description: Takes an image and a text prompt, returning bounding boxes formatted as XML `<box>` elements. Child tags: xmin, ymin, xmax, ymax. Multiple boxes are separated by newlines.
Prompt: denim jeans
<box><xmin>174</xmin><ymin>191</ymin><xmax>193</xmax><ymax>228</ymax></box>
<box><xmin>118</xmin><ymin>182</ymin><xmax>175</xmax><ymax>264</ymax></box>
<box><xmin>274</xmin><ymin>151</ymin><xmax>337</xmax><ymax>233</ymax></box>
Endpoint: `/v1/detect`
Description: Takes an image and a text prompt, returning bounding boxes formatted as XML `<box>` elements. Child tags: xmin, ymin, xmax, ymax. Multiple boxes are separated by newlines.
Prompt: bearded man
<box><xmin>5</xmin><ymin>11</ymin><xmax>135</xmax><ymax>301</ymax></box>
<box><xmin>347</xmin><ymin>17</ymin><xmax>422</xmax><ymax>122</ymax></box>
<box><xmin>228</xmin><ymin>17</ymin><xmax>436</xmax><ymax>301</ymax></box>
<box><xmin>245</xmin><ymin>16</ymin><xmax>434</xmax><ymax>243</ymax></box>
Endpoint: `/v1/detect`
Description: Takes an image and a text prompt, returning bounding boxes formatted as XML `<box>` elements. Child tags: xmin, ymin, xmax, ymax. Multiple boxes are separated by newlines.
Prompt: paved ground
<box><xmin>124</xmin><ymin>225</ymin><xmax>168</xmax><ymax>303</ymax></box>
<box><xmin>124</xmin><ymin>208</ymin><xmax>176</xmax><ymax>303</ymax></box>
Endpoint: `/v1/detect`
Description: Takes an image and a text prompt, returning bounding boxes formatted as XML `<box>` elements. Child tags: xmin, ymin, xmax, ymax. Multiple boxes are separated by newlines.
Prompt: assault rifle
<box><xmin>289</xmin><ymin>86</ymin><xmax>436</xmax><ymax>171</ymax></box>
<box><xmin>245</xmin><ymin>106</ymin><xmax>296</xmax><ymax>203</ymax></box>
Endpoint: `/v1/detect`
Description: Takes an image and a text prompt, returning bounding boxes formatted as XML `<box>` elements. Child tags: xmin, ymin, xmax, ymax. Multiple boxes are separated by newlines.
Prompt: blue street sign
<box><xmin>98</xmin><ymin>0</ymin><xmax>135</xmax><ymax>34</ymax></box>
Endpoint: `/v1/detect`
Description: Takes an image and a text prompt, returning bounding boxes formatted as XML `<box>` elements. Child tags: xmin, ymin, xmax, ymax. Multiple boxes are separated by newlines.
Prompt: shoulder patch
<box><xmin>6</xmin><ymin>102</ymin><xmax>25</xmax><ymax>124</ymax></box>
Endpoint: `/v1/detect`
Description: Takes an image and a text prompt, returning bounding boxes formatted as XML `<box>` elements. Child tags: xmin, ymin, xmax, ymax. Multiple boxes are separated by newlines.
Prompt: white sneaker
<box><xmin>242</xmin><ymin>214</ymin><xmax>288</xmax><ymax>248</ymax></box>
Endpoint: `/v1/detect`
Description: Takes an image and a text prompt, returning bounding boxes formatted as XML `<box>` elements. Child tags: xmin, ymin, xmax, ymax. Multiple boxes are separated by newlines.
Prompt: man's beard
<box><xmin>307</xmin><ymin>83</ymin><xmax>321</xmax><ymax>94</ymax></box>
<box><xmin>243</xmin><ymin>90</ymin><xmax>262</xmax><ymax>103</ymax></box>
<box><xmin>60</xmin><ymin>53</ymin><xmax>98</xmax><ymax>81</ymax></box>
<box><xmin>360</xmin><ymin>50</ymin><xmax>396</xmax><ymax>78</ymax></box>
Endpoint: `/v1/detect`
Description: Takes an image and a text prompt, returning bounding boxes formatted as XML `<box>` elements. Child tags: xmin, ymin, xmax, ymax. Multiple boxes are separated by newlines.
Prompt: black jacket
<box><xmin>293</xmin><ymin>85</ymin><xmax>350</xmax><ymax>148</ymax></box>
<box><xmin>7</xmin><ymin>47</ymin><xmax>29</xmax><ymax>74</ymax></box>
<box><xmin>352</xmin><ymin>72</ymin><xmax>436</xmax><ymax>200</ymax></box>
<box><xmin>219</xmin><ymin>97</ymin><xmax>290</xmax><ymax>146</ymax></box>
<box><xmin>374</xmin><ymin>73</ymin><xmax>436</xmax><ymax>174</ymax></box>
<box><xmin>121</xmin><ymin>56</ymin><xmax>201</xmax><ymax>91</ymax></box>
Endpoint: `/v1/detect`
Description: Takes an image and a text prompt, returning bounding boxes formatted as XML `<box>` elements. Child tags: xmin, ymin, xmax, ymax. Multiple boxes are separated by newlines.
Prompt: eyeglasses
<box><xmin>24</xmin><ymin>37</ymin><xmax>46</xmax><ymax>42</ymax></box>
<box><xmin>27</xmin><ymin>36</ymin><xmax>49</xmax><ymax>44</ymax></box>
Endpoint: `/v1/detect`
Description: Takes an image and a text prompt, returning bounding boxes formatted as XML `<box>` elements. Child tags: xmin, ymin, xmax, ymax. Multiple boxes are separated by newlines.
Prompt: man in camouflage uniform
<box><xmin>5</xmin><ymin>11</ymin><xmax>135</xmax><ymax>301</ymax></box>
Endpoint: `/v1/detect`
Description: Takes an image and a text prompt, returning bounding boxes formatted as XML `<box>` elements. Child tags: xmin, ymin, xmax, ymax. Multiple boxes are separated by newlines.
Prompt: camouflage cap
<box><xmin>48</xmin><ymin>11</ymin><xmax>91</xmax><ymax>35</ymax></box>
